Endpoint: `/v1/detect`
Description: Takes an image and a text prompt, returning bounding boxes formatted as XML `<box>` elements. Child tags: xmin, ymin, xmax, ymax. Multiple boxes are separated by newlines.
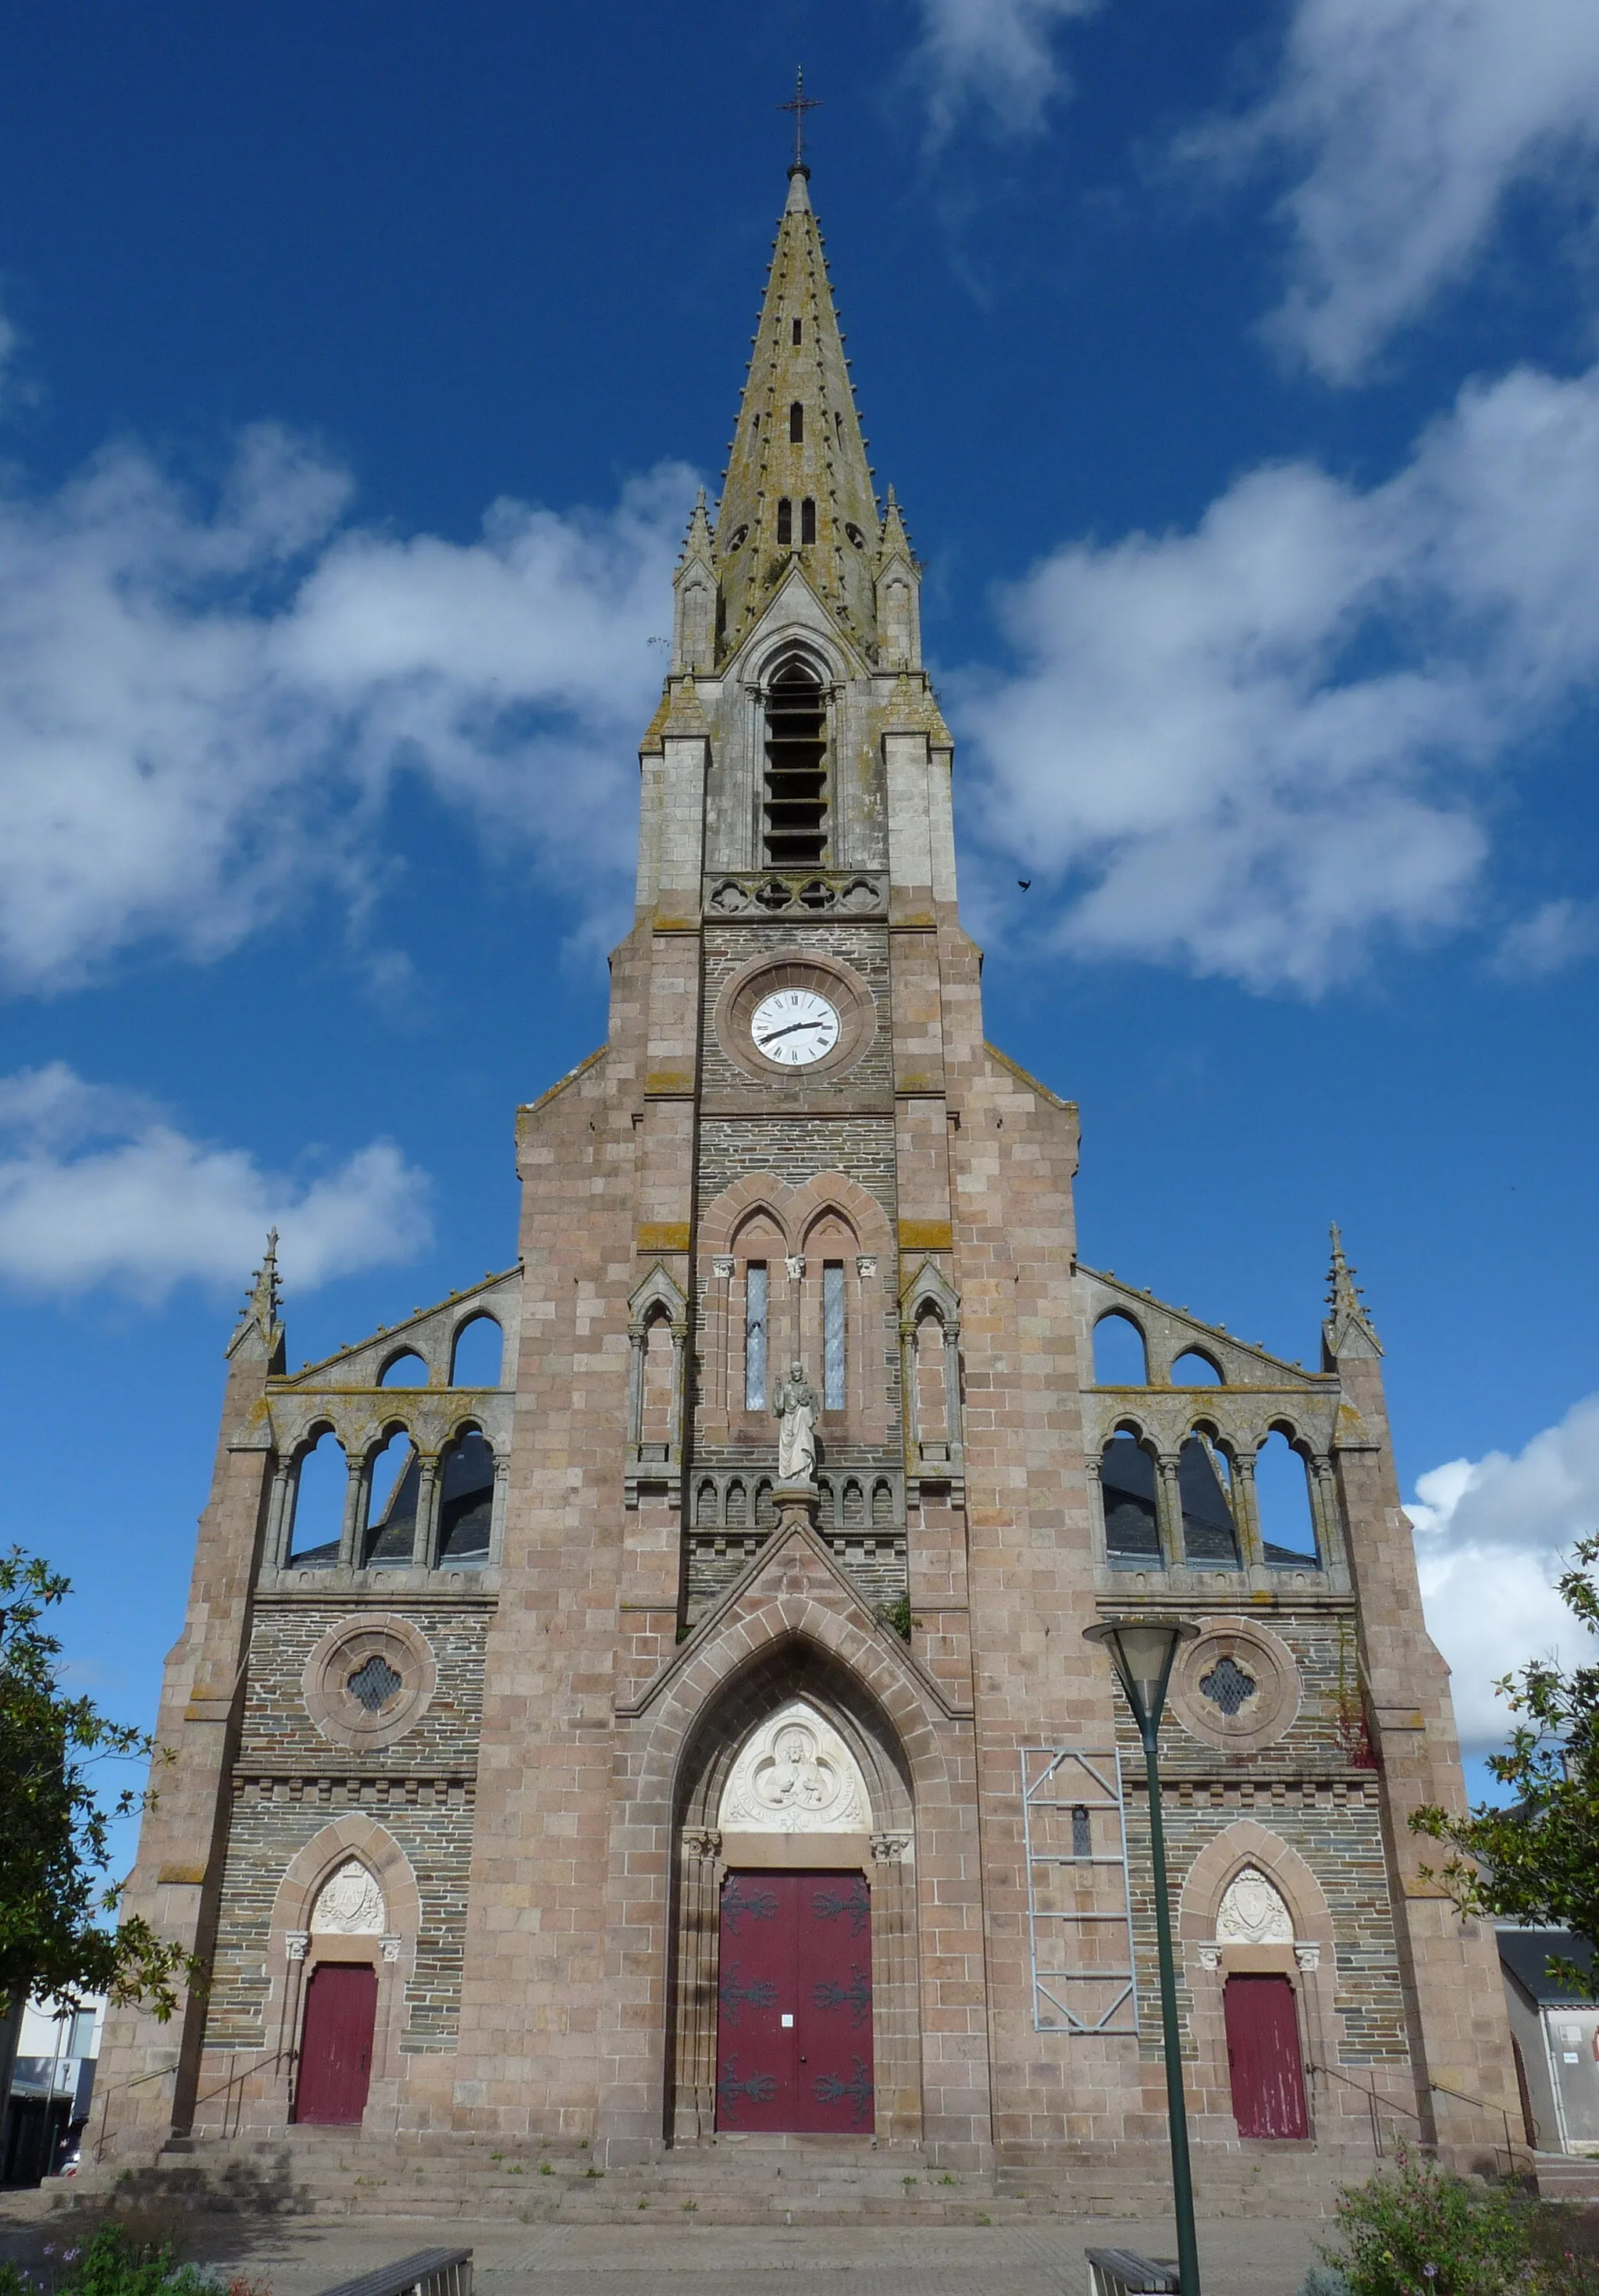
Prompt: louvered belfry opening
<box><xmin>763</xmin><ymin>661</ymin><xmax>828</xmax><ymax>865</ymax></box>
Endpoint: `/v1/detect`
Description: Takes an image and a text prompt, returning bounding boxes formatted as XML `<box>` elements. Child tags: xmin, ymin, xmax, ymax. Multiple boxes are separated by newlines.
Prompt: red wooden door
<box><xmin>295</xmin><ymin>1963</ymin><xmax>378</xmax><ymax>2126</ymax></box>
<box><xmin>1224</xmin><ymin>1973</ymin><xmax>1309</xmax><ymax>2139</ymax></box>
<box><xmin>716</xmin><ymin>1871</ymin><xmax>874</xmax><ymax>2134</ymax></box>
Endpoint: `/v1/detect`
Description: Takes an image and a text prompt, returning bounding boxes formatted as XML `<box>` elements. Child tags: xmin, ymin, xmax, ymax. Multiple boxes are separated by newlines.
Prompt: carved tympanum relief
<box><xmin>310</xmin><ymin>1859</ymin><xmax>386</xmax><ymax>1935</ymax></box>
<box><xmin>718</xmin><ymin>1699</ymin><xmax>870</xmax><ymax>1834</ymax></box>
<box><xmin>1215</xmin><ymin>1866</ymin><xmax>1295</xmax><ymax>1946</ymax></box>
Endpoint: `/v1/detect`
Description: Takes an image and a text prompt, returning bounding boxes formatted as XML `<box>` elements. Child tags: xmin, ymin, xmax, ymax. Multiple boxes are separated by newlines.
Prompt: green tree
<box><xmin>0</xmin><ymin>1547</ymin><xmax>193</xmax><ymax>2017</ymax></box>
<box><xmin>1412</xmin><ymin>1532</ymin><xmax>1599</xmax><ymax>1999</ymax></box>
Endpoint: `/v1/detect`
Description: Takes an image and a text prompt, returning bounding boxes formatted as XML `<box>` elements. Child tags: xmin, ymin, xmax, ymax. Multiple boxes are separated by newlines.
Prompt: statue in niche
<box><xmin>773</xmin><ymin>1361</ymin><xmax>818</xmax><ymax>1485</ymax></box>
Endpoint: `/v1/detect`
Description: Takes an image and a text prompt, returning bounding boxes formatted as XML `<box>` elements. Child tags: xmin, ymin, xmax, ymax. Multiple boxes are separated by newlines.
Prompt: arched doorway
<box><xmin>294</xmin><ymin>1963</ymin><xmax>378</xmax><ymax>2125</ymax></box>
<box><xmin>713</xmin><ymin>1704</ymin><xmax>874</xmax><ymax>2134</ymax></box>
<box><xmin>667</xmin><ymin>1643</ymin><xmax>917</xmax><ymax>2146</ymax></box>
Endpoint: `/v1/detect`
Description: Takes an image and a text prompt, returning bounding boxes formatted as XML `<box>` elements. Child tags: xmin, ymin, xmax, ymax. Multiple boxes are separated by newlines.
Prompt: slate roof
<box><xmin>1498</xmin><ymin>1927</ymin><xmax>1597</xmax><ymax>2005</ymax></box>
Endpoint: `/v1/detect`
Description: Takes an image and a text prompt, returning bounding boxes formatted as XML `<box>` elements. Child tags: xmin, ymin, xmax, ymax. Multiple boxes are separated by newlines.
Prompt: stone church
<box><xmin>98</xmin><ymin>161</ymin><xmax>1517</xmax><ymax>2204</ymax></box>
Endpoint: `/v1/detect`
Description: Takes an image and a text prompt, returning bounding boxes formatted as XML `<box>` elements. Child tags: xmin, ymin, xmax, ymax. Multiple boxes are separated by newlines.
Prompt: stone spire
<box><xmin>714</xmin><ymin>166</ymin><xmax>881</xmax><ymax>660</ymax></box>
<box><xmin>227</xmin><ymin>1227</ymin><xmax>284</xmax><ymax>1366</ymax></box>
<box><xmin>671</xmin><ymin>488</ymin><xmax>718</xmax><ymax>674</ymax></box>
<box><xmin>1323</xmin><ymin>1222</ymin><xmax>1382</xmax><ymax>1360</ymax></box>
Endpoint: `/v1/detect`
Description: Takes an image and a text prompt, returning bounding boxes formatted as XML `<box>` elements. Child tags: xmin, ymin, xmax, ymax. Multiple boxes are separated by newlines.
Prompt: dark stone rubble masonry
<box><xmin>208</xmin><ymin>1784</ymin><xmax>475</xmax><ymax>2052</ymax></box>
<box><xmin>205</xmin><ymin>1599</ymin><xmax>488</xmax><ymax>2051</ymax></box>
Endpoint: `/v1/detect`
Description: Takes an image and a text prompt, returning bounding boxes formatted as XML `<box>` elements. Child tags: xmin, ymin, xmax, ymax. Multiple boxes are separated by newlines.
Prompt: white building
<box><xmin>2</xmin><ymin>1995</ymin><xmax>104</xmax><ymax>2187</ymax></box>
<box><xmin>1499</xmin><ymin>1929</ymin><xmax>1599</xmax><ymax>2159</ymax></box>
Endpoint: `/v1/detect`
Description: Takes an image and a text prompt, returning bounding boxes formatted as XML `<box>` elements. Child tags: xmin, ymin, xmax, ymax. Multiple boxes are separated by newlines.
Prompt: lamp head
<box><xmin>1084</xmin><ymin>1616</ymin><xmax>1199</xmax><ymax>1736</ymax></box>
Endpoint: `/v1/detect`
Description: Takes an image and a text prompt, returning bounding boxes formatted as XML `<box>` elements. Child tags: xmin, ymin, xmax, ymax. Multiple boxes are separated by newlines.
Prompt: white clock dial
<box><xmin>750</xmin><ymin>986</ymin><xmax>841</xmax><ymax>1068</ymax></box>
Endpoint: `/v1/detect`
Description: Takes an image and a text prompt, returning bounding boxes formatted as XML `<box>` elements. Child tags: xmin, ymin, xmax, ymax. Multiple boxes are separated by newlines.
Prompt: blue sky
<box><xmin>2</xmin><ymin>0</ymin><xmax>1597</xmax><ymax>1840</ymax></box>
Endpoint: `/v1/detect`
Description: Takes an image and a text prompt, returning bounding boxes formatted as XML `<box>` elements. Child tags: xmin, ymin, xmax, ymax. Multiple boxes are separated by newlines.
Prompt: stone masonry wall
<box><xmin>205</xmin><ymin>1597</ymin><xmax>488</xmax><ymax>2053</ymax></box>
<box><xmin>1122</xmin><ymin>1779</ymin><xmax>1408</xmax><ymax>2066</ymax></box>
<box><xmin>207</xmin><ymin>1781</ymin><xmax>475</xmax><ymax>2052</ymax></box>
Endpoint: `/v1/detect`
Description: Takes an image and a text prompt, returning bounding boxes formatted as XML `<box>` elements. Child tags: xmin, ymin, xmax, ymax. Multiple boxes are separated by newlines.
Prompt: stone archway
<box><xmin>667</xmin><ymin>1638</ymin><xmax>917</xmax><ymax>2146</ymax></box>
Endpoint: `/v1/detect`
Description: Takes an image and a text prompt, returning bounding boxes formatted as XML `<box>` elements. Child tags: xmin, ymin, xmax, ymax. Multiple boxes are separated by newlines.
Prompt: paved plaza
<box><xmin>1</xmin><ymin>2201</ymin><xmax>1322</xmax><ymax>2296</ymax></box>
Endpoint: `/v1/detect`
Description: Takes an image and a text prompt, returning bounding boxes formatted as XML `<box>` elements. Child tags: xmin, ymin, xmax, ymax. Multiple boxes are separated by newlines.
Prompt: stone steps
<box><xmin>1531</xmin><ymin>2152</ymin><xmax>1599</xmax><ymax>2201</ymax></box>
<box><xmin>104</xmin><ymin>2135</ymin><xmax>1017</xmax><ymax>2226</ymax></box>
<box><xmin>85</xmin><ymin>2130</ymin><xmax>1358</xmax><ymax>2225</ymax></box>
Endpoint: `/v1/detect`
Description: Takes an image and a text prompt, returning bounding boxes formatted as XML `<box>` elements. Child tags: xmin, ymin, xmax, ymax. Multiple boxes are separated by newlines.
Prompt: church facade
<box><xmin>98</xmin><ymin>164</ymin><xmax>1517</xmax><ymax>2197</ymax></box>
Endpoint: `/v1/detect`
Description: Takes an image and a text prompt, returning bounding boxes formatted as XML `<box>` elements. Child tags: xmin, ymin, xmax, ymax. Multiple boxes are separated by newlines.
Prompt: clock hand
<box><xmin>757</xmin><ymin>1018</ymin><xmax>832</xmax><ymax>1045</ymax></box>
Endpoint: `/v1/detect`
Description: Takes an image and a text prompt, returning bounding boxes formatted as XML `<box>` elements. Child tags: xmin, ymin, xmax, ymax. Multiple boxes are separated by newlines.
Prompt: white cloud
<box><xmin>1186</xmin><ymin>0</ymin><xmax>1599</xmax><ymax>383</ymax></box>
<box><xmin>0</xmin><ymin>1063</ymin><xmax>430</xmax><ymax>1299</ymax></box>
<box><xmin>909</xmin><ymin>0</ymin><xmax>1102</xmax><ymax>138</ymax></box>
<box><xmin>961</xmin><ymin>358</ymin><xmax>1599</xmax><ymax>991</ymax></box>
<box><xmin>1408</xmin><ymin>1392</ymin><xmax>1599</xmax><ymax>1752</ymax></box>
<box><xmin>0</xmin><ymin>421</ymin><xmax>691</xmax><ymax>994</ymax></box>
<box><xmin>1492</xmin><ymin>895</ymin><xmax>1599</xmax><ymax>979</ymax></box>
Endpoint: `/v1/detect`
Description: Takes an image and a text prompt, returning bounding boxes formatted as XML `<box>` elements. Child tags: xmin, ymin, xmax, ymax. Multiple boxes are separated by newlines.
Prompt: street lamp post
<box><xmin>1085</xmin><ymin>1615</ymin><xmax>1202</xmax><ymax>2296</ymax></box>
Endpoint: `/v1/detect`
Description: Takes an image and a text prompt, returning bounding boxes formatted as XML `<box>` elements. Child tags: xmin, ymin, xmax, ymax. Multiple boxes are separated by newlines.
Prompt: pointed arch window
<box><xmin>792</xmin><ymin>318</ymin><xmax>803</xmax><ymax>345</ymax></box>
<box><xmin>776</xmin><ymin>498</ymin><xmax>793</xmax><ymax>546</ymax></box>
<box><xmin>823</xmin><ymin>1260</ymin><xmax>846</xmax><ymax>1410</ymax></box>
<box><xmin>763</xmin><ymin>662</ymin><xmax>828</xmax><ymax>866</ymax></box>
<box><xmin>801</xmin><ymin>497</ymin><xmax>817</xmax><ymax>545</ymax></box>
<box><xmin>745</xmin><ymin>1263</ymin><xmax>769</xmax><ymax>1412</ymax></box>
<box><xmin>789</xmin><ymin>401</ymin><xmax>804</xmax><ymax>442</ymax></box>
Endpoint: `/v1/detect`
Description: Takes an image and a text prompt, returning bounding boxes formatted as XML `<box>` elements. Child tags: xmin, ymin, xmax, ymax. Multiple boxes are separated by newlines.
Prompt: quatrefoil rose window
<box><xmin>303</xmin><ymin>1615</ymin><xmax>437</xmax><ymax>1751</ymax></box>
<box><xmin>1170</xmin><ymin>1621</ymin><xmax>1299</xmax><ymax>1752</ymax></box>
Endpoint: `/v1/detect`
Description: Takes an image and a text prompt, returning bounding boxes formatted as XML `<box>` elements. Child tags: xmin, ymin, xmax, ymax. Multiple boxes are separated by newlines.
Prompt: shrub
<box><xmin>1317</xmin><ymin>2150</ymin><xmax>1528</xmax><ymax>2296</ymax></box>
<box><xmin>2</xmin><ymin>2228</ymin><xmax>266</xmax><ymax>2296</ymax></box>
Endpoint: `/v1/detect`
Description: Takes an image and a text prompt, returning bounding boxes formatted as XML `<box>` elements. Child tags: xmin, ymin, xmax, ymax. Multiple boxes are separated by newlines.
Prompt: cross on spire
<box><xmin>779</xmin><ymin>66</ymin><xmax>821</xmax><ymax>176</ymax></box>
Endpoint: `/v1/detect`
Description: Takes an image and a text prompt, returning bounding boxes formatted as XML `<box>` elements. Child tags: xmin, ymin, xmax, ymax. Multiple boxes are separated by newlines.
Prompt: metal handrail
<box><xmin>1428</xmin><ymin>2080</ymin><xmax>1530</xmax><ymax>2178</ymax></box>
<box><xmin>91</xmin><ymin>2057</ymin><xmax>178</xmax><ymax>2164</ymax></box>
<box><xmin>1307</xmin><ymin>2060</ymin><xmax>1423</xmax><ymax>2158</ymax></box>
<box><xmin>189</xmin><ymin>2046</ymin><xmax>294</xmax><ymax>2139</ymax></box>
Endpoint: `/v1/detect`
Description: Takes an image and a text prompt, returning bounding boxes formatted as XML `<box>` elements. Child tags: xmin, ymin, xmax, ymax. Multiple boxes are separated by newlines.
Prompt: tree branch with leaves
<box><xmin>0</xmin><ymin>1547</ymin><xmax>197</xmax><ymax>2018</ymax></box>
<box><xmin>1412</xmin><ymin>1532</ymin><xmax>1599</xmax><ymax>2001</ymax></box>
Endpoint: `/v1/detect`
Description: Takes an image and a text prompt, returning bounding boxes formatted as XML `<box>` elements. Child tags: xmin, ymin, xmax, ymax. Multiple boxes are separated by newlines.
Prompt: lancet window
<box><xmin>1100</xmin><ymin>1431</ymin><xmax>1160</xmax><ymax>1564</ymax></box>
<box><xmin>436</xmin><ymin>1429</ymin><xmax>494</xmax><ymax>1565</ymax></box>
<box><xmin>1180</xmin><ymin>1434</ymin><xmax>1241</xmax><ymax>1567</ymax></box>
<box><xmin>745</xmin><ymin>1262</ymin><xmax>769</xmax><ymax>1411</ymax></box>
<box><xmin>822</xmin><ymin>1260</ymin><xmax>846</xmax><ymax>1410</ymax></box>
<box><xmin>363</xmin><ymin>1430</ymin><xmax>420</xmax><ymax>1567</ymax></box>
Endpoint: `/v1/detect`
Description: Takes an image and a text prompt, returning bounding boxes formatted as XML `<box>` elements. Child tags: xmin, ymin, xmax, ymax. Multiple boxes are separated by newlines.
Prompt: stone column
<box><xmin>337</xmin><ymin>1454</ymin><xmax>366</xmax><ymax>1571</ymax></box>
<box><xmin>1230</xmin><ymin>1449</ymin><xmax>1265</xmax><ymax>1571</ymax></box>
<box><xmin>1155</xmin><ymin>1450</ymin><xmax>1184</xmax><ymax>1571</ymax></box>
<box><xmin>414</xmin><ymin>1455</ymin><xmax>440</xmax><ymax>1570</ymax></box>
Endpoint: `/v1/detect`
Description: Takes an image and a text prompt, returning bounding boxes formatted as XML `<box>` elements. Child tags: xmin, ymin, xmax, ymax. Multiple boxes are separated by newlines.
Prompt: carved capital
<box><xmin>871</xmin><ymin>1831</ymin><xmax>911</xmax><ymax>1864</ymax></box>
<box><xmin>712</xmin><ymin>1257</ymin><xmax>735</xmax><ymax>1280</ymax></box>
<box><xmin>856</xmin><ymin>1255</ymin><xmax>878</xmax><ymax>1279</ymax></box>
<box><xmin>682</xmin><ymin>1827</ymin><xmax>722</xmax><ymax>1861</ymax></box>
<box><xmin>381</xmin><ymin>1934</ymin><xmax>402</xmax><ymax>1963</ymax></box>
<box><xmin>1196</xmin><ymin>1946</ymin><xmax>1222</xmax><ymax>1973</ymax></box>
<box><xmin>285</xmin><ymin>1931</ymin><xmax>309</xmax><ymax>1962</ymax></box>
<box><xmin>1295</xmin><ymin>1944</ymin><xmax>1322</xmax><ymax>1971</ymax></box>
<box><xmin>785</xmin><ymin>1256</ymin><xmax>806</xmax><ymax>1280</ymax></box>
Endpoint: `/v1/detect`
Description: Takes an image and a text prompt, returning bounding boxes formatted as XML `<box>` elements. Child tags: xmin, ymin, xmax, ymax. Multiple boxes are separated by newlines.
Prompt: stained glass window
<box><xmin>823</xmin><ymin>1261</ymin><xmax>845</xmax><ymax>1410</ymax></box>
<box><xmin>745</xmin><ymin>1263</ymin><xmax>768</xmax><ymax>1412</ymax></box>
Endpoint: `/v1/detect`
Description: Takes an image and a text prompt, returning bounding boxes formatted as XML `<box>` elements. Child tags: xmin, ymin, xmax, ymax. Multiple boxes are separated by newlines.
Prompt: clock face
<box><xmin>750</xmin><ymin>986</ymin><xmax>841</xmax><ymax>1068</ymax></box>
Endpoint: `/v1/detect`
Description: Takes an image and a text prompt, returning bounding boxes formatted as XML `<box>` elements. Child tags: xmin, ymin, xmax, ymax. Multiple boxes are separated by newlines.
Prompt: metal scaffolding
<box><xmin>1023</xmin><ymin>1746</ymin><xmax>1138</xmax><ymax>2036</ymax></box>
